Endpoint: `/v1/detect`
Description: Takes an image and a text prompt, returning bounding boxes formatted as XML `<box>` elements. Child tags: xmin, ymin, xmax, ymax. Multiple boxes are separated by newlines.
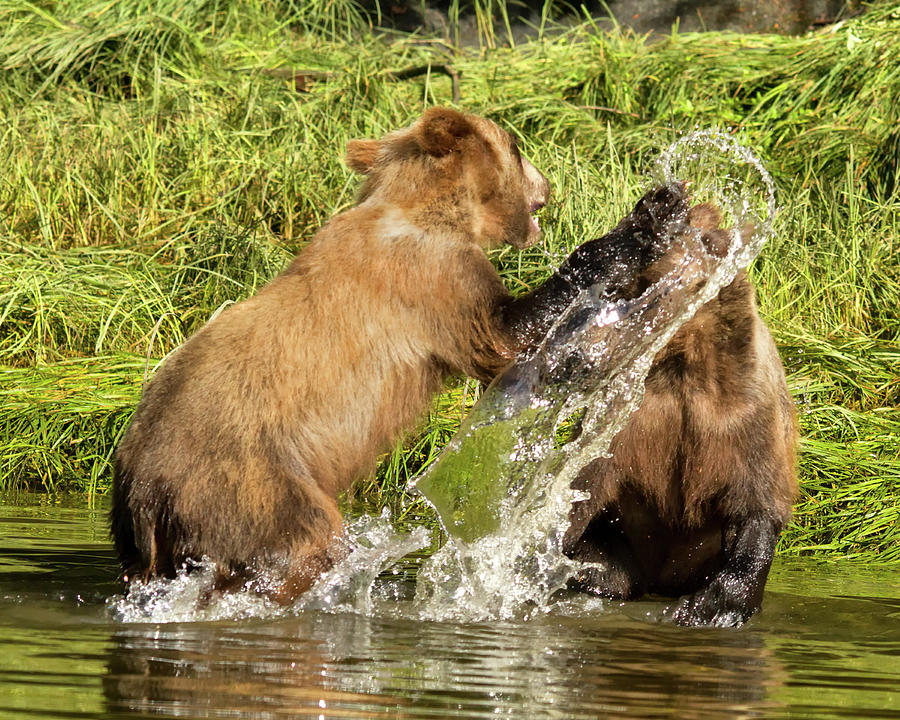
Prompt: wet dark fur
<box><xmin>542</xmin><ymin>201</ymin><xmax>799</xmax><ymax>627</ymax></box>
<box><xmin>500</xmin><ymin>185</ymin><xmax>797</xmax><ymax>626</ymax></box>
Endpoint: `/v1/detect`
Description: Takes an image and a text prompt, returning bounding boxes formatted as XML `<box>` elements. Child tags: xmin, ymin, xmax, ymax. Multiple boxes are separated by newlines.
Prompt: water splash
<box><xmin>654</xmin><ymin>129</ymin><xmax>776</xmax><ymax>241</ymax></box>
<box><xmin>108</xmin><ymin>509</ymin><xmax>428</xmax><ymax>623</ymax></box>
<box><xmin>107</xmin><ymin>560</ymin><xmax>287</xmax><ymax>623</ymax></box>
<box><xmin>412</xmin><ymin>130</ymin><xmax>776</xmax><ymax>622</ymax></box>
<box><xmin>298</xmin><ymin>510</ymin><xmax>429</xmax><ymax>615</ymax></box>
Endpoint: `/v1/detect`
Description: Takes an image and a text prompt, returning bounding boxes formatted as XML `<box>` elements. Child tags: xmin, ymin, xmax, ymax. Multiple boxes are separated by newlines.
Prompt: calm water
<box><xmin>1</xmin><ymin>496</ymin><xmax>898</xmax><ymax>720</ymax></box>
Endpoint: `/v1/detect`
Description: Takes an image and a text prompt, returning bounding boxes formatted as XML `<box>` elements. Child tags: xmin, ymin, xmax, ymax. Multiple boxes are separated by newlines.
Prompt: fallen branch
<box><xmin>261</xmin><ymin>68</ymin><xmax>333</xmax><ymax>92</ymax></box>
<box><xmin>261</xmin><ymin>64</ymin><xmax>461</xmax><ymax>102</ymax></box>
<box><xmin>384</xmin><ymin>64</ymin><xmax>461</xmax><ymax>103</ymax></box>
<box><xmin>578</xmin><ymin>104</ymin><xmax>641</xmax><ymax>119</ymax></box>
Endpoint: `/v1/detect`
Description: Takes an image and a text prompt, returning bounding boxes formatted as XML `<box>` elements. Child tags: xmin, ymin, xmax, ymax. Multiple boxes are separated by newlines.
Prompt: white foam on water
<box><xmin>107</xmin><ymin>560</ymin><xmax>287</xmax><ymax>624</ymax></box>
<box><xmin>108</xmin><ymin>509</ymin><xmax>428</xmax><ymax>623</ymax></box>
<box><xmin>298</xmin><ymin>509</ymin><xmax>430</xmax><ymax>615</ymax></box>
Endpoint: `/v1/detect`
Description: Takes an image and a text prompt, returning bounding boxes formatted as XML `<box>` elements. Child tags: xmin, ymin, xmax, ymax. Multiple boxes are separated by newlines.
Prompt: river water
<box><xmin>1</xmin><ymin>496</ymin><xmax>898</xmax><ymax>720</ymax></box>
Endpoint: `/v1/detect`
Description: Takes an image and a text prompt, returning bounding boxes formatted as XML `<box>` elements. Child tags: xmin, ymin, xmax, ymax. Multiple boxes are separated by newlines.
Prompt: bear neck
<box><xmin>358</xmin><ymin>186</ymin><xmax>487</xmax><ymax>247</ymax></box>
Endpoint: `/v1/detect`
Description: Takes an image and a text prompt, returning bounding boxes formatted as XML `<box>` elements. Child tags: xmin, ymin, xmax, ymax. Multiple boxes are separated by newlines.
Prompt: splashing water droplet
<box><xmin>299</xmin><ymin>509</ymin><xmax>429</xmax><ymax>615</ymax></box>
<box><xmin>107</xmin><ymin>559</ymin><xmax>289</xmax><ymax>623</ymax></box>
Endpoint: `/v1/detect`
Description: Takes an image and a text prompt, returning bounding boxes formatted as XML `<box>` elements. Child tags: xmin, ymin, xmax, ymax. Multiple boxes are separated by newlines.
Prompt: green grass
<box><xmin>1</xmin><ymin>0</ymin><xmax>898</xmax><ymax>560</ymax></box>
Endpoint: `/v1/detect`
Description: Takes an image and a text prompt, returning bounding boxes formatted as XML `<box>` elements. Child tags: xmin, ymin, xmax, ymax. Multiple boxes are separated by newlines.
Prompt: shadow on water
<box><xmin>2</xmin><ymin>498</ymin><xmax>900</xmax><ymax>720</ymax></box>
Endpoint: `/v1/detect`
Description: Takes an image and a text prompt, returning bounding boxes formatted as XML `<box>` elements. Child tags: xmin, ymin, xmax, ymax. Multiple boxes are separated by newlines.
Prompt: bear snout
<box><xmin>523</xmin><ymin>158</ymin><xmax>550</xmax><ymax>210</ymax></box>
<box><xmin>519</xmin><ymin>158</ymin><xmax>550</xmax><ymax>247</ymax></box>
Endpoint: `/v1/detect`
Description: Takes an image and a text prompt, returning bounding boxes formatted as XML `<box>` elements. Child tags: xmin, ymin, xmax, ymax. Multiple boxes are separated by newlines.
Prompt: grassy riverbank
<box><xmin>1</xmin><ymin>1</ymin><xmax>898</xmax><ymax>560</ymax></box>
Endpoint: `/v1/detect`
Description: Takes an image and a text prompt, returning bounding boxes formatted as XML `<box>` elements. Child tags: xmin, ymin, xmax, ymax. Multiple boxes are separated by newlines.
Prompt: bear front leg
<box><xmin>566</xmin><ymin>531</ymin><xmax>642</xmax><ymax>600</ymax></box>
<box><xmin>501</xmin><ymin>183</ymin><xmax>690</xmax><ymax>350</ymax></box>
<box><xmin>669</xmin><ymin>514</ymin><xmax>781</xmax><ymax>627</ymax></box>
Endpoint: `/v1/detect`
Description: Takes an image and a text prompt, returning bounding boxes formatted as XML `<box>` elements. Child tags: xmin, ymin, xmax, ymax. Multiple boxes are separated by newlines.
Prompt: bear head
<box><xmin>345</xmin><ymin>107</ymin><xmax>550</xmax><ymax>249</ymax></box>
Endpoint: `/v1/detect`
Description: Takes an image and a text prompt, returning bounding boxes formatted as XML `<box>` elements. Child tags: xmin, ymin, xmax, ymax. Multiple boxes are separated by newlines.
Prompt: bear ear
<box><xmin>417</xmin><ymin>107</ymin><xmax>474</xmax><ymax>158</ymax></box>
<box><xmin>686</xmin><ymin>203</ymin><xmax>723</xmax><ymax>231</ymax></box>
<box><xmin>345</xmin><ymin>139</ymin><xmax>380</xmax><ymax>175</ymax></box>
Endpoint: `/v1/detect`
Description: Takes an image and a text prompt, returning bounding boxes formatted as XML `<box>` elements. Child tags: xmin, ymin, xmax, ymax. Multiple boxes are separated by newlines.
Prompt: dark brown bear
<box><xmin>111</xmin><ymin>107</ymin><xmax>552</xmax><ymax>599</ymax></box>
<box><xmin>552</xmin><ymin>203</ymin><xmax>798</xmax><ymax>627</ymax></box>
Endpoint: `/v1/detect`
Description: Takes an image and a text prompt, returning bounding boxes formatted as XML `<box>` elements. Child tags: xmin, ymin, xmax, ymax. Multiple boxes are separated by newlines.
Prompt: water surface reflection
<box><xmin>1</xmin><ymin>498</ymin><xmax>898</xmax><ymax>720</ymax></box>
<box><xmin>103</xmin><ymin>603</ymin><xmax>785</xmax><ymax>719</ymax></box>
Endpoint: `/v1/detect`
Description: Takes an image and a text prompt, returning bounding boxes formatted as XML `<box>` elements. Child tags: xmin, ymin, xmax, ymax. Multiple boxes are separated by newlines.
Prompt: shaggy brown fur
<box><xmin>111</xmin><ymin>107</ymin><xmax>550</xmax><ymax>598</ymax></box>
<box><xmin>561</xmin><ymin>204</ymin><xmax>799</xmax><ymax>626</ymax></box>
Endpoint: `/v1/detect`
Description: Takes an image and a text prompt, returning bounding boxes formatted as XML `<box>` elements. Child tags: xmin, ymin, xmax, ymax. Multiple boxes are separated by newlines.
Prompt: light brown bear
<box><xmin>111</xmin><ymin>107</ymin><xmax>552</xmax><ymax>599</ymax></box>
<box><xmin>111</xmin><ymin>105</ymin><xmax>704</xmax><ymax>602</ymax></box>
